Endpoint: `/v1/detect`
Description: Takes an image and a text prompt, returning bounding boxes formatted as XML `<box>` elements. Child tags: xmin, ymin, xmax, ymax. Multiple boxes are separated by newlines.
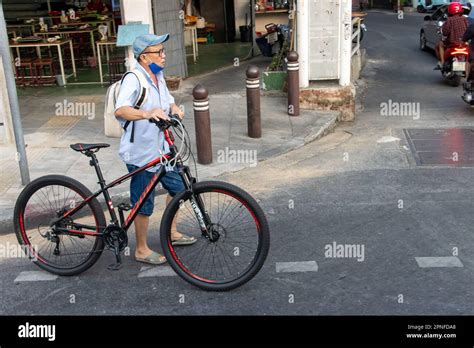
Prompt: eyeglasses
<box><xmin>142</xmin><ymin>48</ymin><xmax>165</xmax><ymax>57</ymax></box>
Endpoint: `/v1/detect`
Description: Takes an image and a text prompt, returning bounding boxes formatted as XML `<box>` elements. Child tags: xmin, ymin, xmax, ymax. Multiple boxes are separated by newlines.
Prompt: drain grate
<box><xmin>403</xmin><ymin>128</ymin><xmax>474</xmax><ymax>166</ymax></box>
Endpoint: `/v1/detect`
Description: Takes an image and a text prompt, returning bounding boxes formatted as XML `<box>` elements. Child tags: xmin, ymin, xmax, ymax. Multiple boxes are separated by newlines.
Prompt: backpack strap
<box><xmin>121</xmin><ymin>70</ymin><xmax>149</xmax><ymax>143</ymax></box>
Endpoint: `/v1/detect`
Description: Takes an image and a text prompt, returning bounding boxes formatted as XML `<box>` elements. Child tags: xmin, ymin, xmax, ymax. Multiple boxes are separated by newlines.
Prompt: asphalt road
<box><xmin>0</xmin><ymin>11</ymin><xmax>473</xmax><ymax>316</ymax></box>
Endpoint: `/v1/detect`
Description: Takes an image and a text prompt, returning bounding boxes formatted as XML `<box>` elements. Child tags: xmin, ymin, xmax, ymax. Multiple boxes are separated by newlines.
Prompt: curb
<box><xmin>0</xmin><ymin>111</ymin><xmax>339</xmax><ymax>236</ymax></box>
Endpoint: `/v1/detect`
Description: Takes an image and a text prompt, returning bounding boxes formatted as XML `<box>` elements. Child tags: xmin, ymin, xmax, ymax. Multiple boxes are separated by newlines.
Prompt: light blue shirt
<box><xmin>115</xmin><ymin>62</ymin><xmax>175</xmax><ymax>172</ymax></box>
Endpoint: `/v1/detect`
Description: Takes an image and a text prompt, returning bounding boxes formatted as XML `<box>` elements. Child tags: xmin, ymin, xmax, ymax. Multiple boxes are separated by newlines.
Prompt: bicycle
<box><xmin>13</xmin><ymin>114</ymin><xmax>270</xmax><ymax>291</ymax></box>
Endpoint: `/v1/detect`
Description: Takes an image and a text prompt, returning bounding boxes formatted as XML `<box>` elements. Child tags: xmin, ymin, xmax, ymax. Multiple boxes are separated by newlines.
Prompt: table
<box><xmin>96</xmin><ymin>38</ymin><xmax>119</xmax><ymax>85</ymax></box>
<box><xmin>6</xmin><ymin>24</ymin><xmax>37</xmax><ymax>35</ymax></box>
<box><xmin>184</xmin><ymin>24</ymin><xmax>198</xmax><ymax>64</ymax></box>
<box><xmin>36</xmin><ymin>28</ymin><xmax>98</xmax><ymax>60</ymax></box>
<box><xmin>57</xmin><ymin>18</ymin><xmax>116</xmax><ymax>36</ymax></box>
<box><xmin>9</xmin><ymin>39</ymin><xmax>77</xmax><ymax>87</ymax></box>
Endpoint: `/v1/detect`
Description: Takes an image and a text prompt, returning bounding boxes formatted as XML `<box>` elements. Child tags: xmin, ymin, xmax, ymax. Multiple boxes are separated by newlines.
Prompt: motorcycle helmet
<box><xmin>448</xmin><ymin>2</ymin><xmax>463</xmax><ymax>15</ymax></box>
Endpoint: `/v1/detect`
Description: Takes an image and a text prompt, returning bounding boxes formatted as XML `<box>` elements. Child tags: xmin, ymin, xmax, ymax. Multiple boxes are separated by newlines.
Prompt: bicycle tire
<box><xmin>13</xmin><ymin>175</ymin><xmax>106</xmax><ymax>276</ymax></box>
<box><xmin>160</xmin><ymin>181</ymin><xmax>270</xmax><ymax>291</ymax></box>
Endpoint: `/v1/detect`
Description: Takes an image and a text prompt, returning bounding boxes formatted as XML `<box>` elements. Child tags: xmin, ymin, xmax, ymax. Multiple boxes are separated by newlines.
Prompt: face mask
<box><xmin>149</xmin><ymin>62</ymin><xmax>163</xmax><ymax>74</ymax></box>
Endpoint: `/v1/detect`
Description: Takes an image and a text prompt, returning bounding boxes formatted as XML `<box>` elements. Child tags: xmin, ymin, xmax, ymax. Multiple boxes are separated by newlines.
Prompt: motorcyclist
<box><xmin>435</xmin><ymin>2</ymin><xmax>468</xmax><ymax>70</ymax></box>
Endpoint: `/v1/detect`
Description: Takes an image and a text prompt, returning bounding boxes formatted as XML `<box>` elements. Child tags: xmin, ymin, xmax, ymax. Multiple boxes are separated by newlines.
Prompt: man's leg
<box><xmin>127</xmin><ymin>163</ymin><xmax>165</xmax><ymax>262</ymax></box>
<box><xmin>160</xmin><ymin>171</ymin><xmax>196</xmax><ymax>245</ymax></box>
<box><xmin>440</xmin><ymin>42</ymin><xmax>446</xmax><ymax>65</ymax></box>
<box><xmin>134</xmin><ymin>214</ymin><xmax>153</xmax><ymax>258</ymax></box>
<box><xmin>166</xmin><ymin>194</ymin><xmax>182</xmax><ymax>240</ymax></box>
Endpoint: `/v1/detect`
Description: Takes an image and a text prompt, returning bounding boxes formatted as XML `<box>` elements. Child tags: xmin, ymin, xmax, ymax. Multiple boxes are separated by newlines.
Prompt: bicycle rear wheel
<box><xmin>13</xmin><ymin>175</ymin><xmax>106</xmax><ymax>276</ymax></box>
<box><xmin>160</xmin><ymin>181</ymin><xmax>270</xmax><ymax>291</ymax></box>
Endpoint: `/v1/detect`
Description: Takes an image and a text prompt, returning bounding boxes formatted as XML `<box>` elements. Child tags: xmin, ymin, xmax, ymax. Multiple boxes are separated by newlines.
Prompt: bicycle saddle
<box><xmin>70</xmin><ymin>143</ymin><xmax>110</xmax><ymax>152</ymax></box>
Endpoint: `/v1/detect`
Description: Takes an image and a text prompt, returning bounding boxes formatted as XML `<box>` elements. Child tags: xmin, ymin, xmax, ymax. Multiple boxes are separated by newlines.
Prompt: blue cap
<box><xmin>133</xmin><ymin>33</ymin><xmax>170</xmax><ymax>58</ymax></box>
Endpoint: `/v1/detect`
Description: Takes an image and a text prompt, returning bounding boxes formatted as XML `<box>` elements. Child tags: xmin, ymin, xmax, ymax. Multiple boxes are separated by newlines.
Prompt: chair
<box><xmin>33</xmin><ymin>58</ymin><xmax>56</xmax><ymax>85</ymax></box>
<box><xmin>107</xmin><ymin>56</ymin><xmax>126</xmax><ymax>84</ymax></box>
<box><xmin>15</xmin><ymin>58</ymin><xmax>36</xmax><ymax>87</ymax></box>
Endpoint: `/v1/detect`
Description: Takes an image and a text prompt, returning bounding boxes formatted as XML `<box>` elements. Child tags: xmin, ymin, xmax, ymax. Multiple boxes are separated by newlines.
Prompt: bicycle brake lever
<box><xmin>149</xmin><ymin>118</ymin><xmax>170</xmax><ymax>129</ymax></box>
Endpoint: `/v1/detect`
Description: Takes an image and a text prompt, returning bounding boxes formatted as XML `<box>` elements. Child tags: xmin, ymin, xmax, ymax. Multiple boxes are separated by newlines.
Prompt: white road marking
<box><xmin>276</xmin><ymin>261</ymin><xmax>318</xmax><ymax>273</ymax></box>
<box><xmin>377</xmin><ymin>136</ymin><xmax>400</xmax><ymax>144</ymax></box>
<box><xmin>14</xmin><ymin>271</ymin><xmax>58</xmax><ymax>282</ymax></box>
<box><xmin>415</xmin><ymin>257</ymin><xmax>463</xmax><ymax>268</ymax></box>
<box><xmin>138</xmin><ymin>266</ymin><xmax>177</xmax><ymax>278</ymax></box>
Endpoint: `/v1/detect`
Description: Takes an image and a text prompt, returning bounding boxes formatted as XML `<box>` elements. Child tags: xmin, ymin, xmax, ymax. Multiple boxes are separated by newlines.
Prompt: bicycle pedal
<box><xmin>107</xmin><ymin>262</ymin><xmax>122</xmax><ymax>271</ymax></box>
<box><xmin>117</xmin><ymin>203</ymin><xmax>132</xmax><ymax>211</ymax></box>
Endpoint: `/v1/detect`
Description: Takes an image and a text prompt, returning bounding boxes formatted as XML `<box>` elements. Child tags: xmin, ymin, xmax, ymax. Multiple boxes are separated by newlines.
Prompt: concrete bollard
<box><xmin>193</xmin><ymin>84</ymin><xmax>212</xmax><ymax>164</ymax></box>
<box><xmin>246</xmin><ymin>65</ymin><xmax>261</xmax><ymax>138</ymax></box>
<box><xmin>287</xmin><ymin>51</ymin><xmax>300</xmax><ymax>116</ymax></box>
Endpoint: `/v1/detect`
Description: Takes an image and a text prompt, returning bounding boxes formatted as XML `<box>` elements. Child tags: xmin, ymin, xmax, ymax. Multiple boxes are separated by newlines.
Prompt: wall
<box><xmin>151</xmin><ymin>0</ymin><xmax>187</xmax><ymax>77</ymax></box>
<box><xmin>234</xmin><ymin>0</ymin><xmax>251</xmax><ymax>38</ymax></box>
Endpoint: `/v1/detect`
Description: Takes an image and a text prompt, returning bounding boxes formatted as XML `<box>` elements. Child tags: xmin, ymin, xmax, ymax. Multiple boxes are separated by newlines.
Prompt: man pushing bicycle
<box><xmin>114</xmin><ymin>33</ymin><xmax>197</xmax><ymax>265</ymax></box>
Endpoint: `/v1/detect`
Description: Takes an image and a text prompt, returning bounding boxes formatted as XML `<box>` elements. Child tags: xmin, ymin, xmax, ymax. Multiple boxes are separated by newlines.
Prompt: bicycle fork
<box><xmin>179</xmin><ymin>167</ymin><xmax>214</xmax><ymax>240</ymax></box>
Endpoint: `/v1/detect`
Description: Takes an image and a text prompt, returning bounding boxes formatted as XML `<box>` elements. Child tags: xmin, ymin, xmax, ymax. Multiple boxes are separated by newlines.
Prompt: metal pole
<box><xmin>193</xmin><ymin>84</ymin><xmax>213</xmax><ymax>164</ymax></box>
<box><xmin>246</xmin><ymin>65</ymin><xmax>261</xmax><ymax>138</ymax></box>
<box><xmin>0</xmin><ymin>0</ymin><xmax>30</xmax><ymax>185</ymax></box>
<box><xmin>250</xmin><ymin>0</ymin><xmax>256</xmax><ymax>57</ymax></box>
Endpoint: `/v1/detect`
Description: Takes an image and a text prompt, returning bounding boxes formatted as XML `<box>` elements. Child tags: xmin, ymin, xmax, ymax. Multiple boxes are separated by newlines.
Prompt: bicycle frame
<box><xmin>52</xmin><ymin>128</ymin><xmax>208</xmax><ymax>238</ymax></box>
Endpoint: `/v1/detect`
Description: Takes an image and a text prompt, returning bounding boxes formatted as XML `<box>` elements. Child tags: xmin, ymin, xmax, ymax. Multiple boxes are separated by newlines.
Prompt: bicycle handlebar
<box><xmin>148</xmin><ymin>113</ymin><xmax>181</xmax><ymax>129</ymax></box>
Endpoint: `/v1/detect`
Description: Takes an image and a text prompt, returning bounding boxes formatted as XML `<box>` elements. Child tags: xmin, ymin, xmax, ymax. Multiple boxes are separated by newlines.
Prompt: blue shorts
<box><xmin>126</xmin><ymin>164</ymin><xmax>185</xmax><ymax>216</ymax></box>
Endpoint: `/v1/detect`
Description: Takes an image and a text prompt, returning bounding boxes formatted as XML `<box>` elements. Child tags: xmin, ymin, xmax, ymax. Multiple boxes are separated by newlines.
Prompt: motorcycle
<box><xmin>440</xmin><ymin>43</ymin><xmax>469</xmax><ymax>87</ymax></box>
<box><xmin>462</xmin><ymin>64</ymin><xmax>474</xmax><ymax>105</ymax></box>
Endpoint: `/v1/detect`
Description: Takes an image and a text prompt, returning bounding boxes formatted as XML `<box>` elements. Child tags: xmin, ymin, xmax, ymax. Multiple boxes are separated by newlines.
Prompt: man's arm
<box><xmin>114</xmin><ymin>74</ymin><xmax>169</xmax><ymax>122</ymax></box>
<box><xmin>115</xmin><ymin>106</ymin><xmax>169</xmax><ymax>122</ymax></box>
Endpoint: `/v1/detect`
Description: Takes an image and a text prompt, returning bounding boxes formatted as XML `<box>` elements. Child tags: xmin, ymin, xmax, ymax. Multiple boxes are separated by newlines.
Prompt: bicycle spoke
<box><xmin>20</xmin><ymin>182</ymin><xmax>101</xmax><ymax>270</ymax></box>
<box><xmin>169</xmin><ymin>189</ymin><xmax>262</xmax><ymax>284</ymax></box>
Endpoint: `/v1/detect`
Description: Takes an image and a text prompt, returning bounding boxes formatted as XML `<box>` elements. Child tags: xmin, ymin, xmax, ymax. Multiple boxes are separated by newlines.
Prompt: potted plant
<box><xmin>261</xmin><ymin>33</ymin><xmax>289</xmax><ymax>91</ymax></box>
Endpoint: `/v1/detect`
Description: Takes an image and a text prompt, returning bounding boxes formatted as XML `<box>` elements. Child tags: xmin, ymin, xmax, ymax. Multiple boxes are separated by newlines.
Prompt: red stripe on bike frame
<box><xmin>62</xmin><ymin>154</ymin><xmax>172</xmax><ymax>220</ymax></box>
<box><xmin>61</xmin><ymin>229</ymin><xmax>100</xmax><ymax>237</ymax></box>
<box><xmin>124</xmin><ymin>172</ymin><xmax>159</xmax><ymax>226</ymax></box>
<box><xmin>107</xmin><ymin>154</ymin><xmax>171</xmax><ymax>187</ymax></box>
<box><xmin>164</xmin><ymin>129</ymin><xmax>174</xmax><ymax>146</ymax></box>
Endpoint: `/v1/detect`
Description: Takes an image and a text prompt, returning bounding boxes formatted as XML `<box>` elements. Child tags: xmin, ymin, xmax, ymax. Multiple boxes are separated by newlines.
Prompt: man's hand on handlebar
<box><xmin>142</xmin><ymin>108</ymin><xmax>170</xmax><ymax>123</ymax></box>
<box><xmin>148</xmin><ymin>113</ymin><xmax>182</xmax><ymax>129</ymax></box>
<box><xmin>171</xmin><ymin>104</ymin><xmax>184</xmax><ymax>119</ymax></box>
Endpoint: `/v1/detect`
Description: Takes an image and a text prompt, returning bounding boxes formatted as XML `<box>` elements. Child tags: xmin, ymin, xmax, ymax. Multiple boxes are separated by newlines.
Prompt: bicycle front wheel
<box><xmin>160</xmin><ymin>181</ymin><xmax>270</xmax><ymax>291</ymax></box>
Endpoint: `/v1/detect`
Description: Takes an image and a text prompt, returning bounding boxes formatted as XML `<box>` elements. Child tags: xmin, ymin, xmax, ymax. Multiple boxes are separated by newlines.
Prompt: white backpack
<box><xmin>104</xmin><ymin>69</ymin><xmax>149</xmax><ymax>142</ymax></box>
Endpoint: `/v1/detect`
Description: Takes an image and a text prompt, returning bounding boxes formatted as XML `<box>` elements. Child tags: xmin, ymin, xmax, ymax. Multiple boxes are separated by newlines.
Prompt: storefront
<box><xmin>3</xmin><ymin>0</ymin><xmax>125</xmax><ymax>86</ymax></box>
<box><xmin>2</xmin><ymin>0</ymin><xmax>303</xmax><ymax>88</ymax></box>
<box><xmin>181</xmin><ymin>0</ymin><xmax>292</xmax><ymax>77</ymax></box>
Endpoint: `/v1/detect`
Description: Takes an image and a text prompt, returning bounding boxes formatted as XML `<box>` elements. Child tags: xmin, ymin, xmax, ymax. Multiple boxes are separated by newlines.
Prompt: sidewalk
<box><xmin>0</xmin><ymin>57</ymin><xmax>339</xmax><ymax>234</ymax></box>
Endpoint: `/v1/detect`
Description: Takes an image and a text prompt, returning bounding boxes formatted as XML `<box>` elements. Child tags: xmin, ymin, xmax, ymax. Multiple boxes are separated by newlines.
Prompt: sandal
<box><xmin>171</xmin><ymin>234</ymin><xmax>197</xmax><ymax>246</ymax></box>
<box><xmin>135</xmin><ymin>251</ymin><xmax>167</xmax><ymax>265</ymax></box>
